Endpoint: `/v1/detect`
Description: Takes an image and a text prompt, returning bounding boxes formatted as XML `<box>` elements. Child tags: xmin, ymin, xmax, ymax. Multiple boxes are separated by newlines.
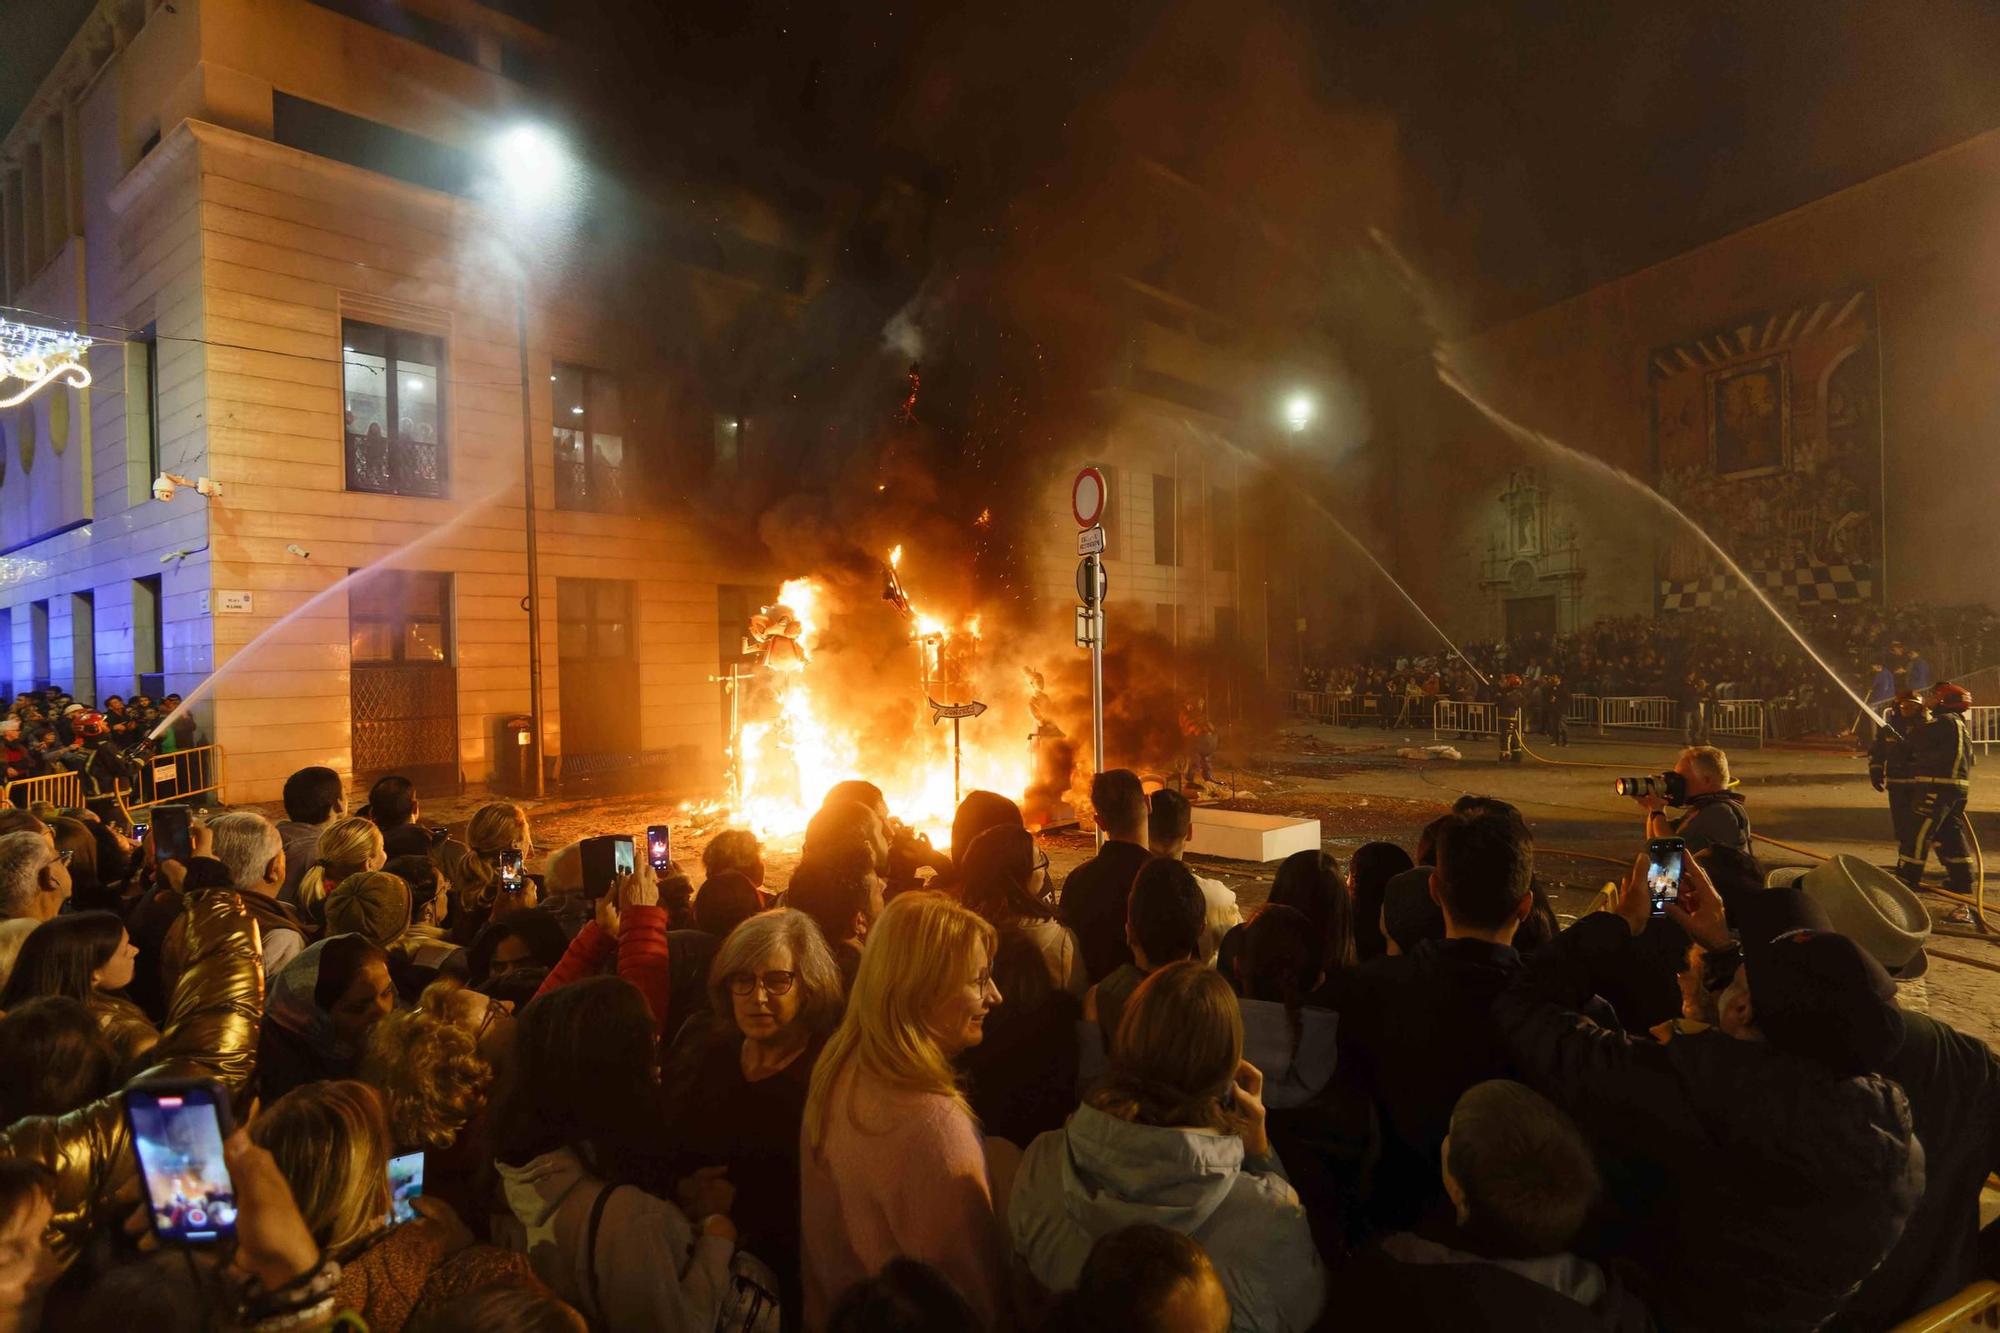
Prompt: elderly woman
<box><xmin>664</xmin><ymin>909</ymin><xmax>842</xmax><ymax>1320</ymax></box>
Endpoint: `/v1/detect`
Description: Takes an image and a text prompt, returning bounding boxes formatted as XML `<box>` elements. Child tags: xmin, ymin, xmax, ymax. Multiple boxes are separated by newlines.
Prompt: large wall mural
<box><xmin>1649</xmin><ymin>290</ymin><xmax>1883</xmax><ymax>611</ymax></box>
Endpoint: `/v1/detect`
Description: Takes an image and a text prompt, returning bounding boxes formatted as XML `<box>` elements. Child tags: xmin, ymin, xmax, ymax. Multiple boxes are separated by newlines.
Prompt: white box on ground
<box><xmin>1186</xmin><ymin>808</ymin><xmax>1321</xmax><ymax>863</ymax></box>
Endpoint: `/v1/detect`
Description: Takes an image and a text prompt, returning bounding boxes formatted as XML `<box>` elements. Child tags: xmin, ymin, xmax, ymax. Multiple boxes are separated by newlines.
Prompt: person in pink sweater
<box><xmin>800</xmin><ymin>891</ymin><xmax>1008</xmax><ymax>1330</ymax></box>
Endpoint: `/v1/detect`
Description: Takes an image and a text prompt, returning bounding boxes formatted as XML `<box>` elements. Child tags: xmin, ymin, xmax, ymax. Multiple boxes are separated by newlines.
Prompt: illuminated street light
<box><xmin>484</xmin><ymin>119</ymin><xmax>580</xmax><ymax>801</ymax></box>
<box><xmin>1284</xmin><ymin>392</ymin><xmax>1315</xmax><ymax>433</ymax></box>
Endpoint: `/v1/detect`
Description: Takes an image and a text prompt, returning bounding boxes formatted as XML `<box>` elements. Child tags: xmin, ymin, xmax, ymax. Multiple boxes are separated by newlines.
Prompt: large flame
<box><xmin>731</xmin><ymin>549</ymin><xmax>1037</xmax><ymax>844</ymax></box>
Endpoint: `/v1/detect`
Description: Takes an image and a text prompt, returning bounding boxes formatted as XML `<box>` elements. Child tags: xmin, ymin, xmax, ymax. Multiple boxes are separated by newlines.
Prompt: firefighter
<box><xmin>1868</xmin><ymin>690</ymin><xmax>1926</xmax><ymax>857</ymax></box>
<box><xmin>1897</xmin><ymin>681</ymin><xmax>1976</xmax><ymax>897</ymax></box>
<box><xmin>1497</xmin><ymin>673</ymin><xmax>1526</xmax><ymax>763</ymax></box>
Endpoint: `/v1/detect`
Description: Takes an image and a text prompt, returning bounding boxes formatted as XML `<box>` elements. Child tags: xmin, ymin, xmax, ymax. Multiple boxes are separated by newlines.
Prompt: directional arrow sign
<box><xmin>928</xmin><ymin>698</ymin><xmax>989</xmax><ymax>724</ymax></box>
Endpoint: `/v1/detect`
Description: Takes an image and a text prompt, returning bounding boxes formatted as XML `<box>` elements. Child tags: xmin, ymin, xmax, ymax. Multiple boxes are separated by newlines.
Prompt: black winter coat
<box><xmin>1834</xmin><ymin>1010</ymin><xmax>2000</xmax><ymax>1329</ymax></box>
<box><xmin>1495</xmin><ymin>914</ymin><xmax>1923</xmax><ymax>1333</ymax></box>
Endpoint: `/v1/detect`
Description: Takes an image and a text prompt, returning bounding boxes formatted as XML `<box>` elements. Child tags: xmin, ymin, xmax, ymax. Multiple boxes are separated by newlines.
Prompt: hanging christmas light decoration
<box><xmin>0</xmin><ymin>317</ymin><xmax>92</xmax><ymax>410</ymax></box>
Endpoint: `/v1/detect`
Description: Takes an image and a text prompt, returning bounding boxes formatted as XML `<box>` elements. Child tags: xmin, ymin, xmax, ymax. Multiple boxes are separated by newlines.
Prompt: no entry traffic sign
<box><xmin>1071</xmin><ymin>467</ymin><xmax>1107</xmax><ymax>529</ymax></box>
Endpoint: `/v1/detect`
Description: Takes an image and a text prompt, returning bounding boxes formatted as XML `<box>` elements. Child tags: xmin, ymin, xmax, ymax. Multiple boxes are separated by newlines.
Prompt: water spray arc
<box><xmin>147</xmin><ymin>489</ymin><xmax>516</xmax><ymax>743</ymax></box>
<box><xmin>1365</xmin><ymin>228</ymin><xmax>1884</xmax><ymax>728</ymax></box>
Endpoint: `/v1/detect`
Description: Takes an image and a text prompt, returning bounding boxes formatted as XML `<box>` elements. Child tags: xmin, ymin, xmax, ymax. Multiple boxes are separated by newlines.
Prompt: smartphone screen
<box><xmin>125</xmin><ymin>1081</ymin><xmax>237</xmax><ymax>1245</ymax></box>
<box><xmin>646</xmin><ymin>824</ymin><xmax>672</xmax><ymax>873</ymax></box>
<box><xmin>153</xmin><ymin>805</ymin><xmax>193</xmax><ymax>863</ymax></box>
<box><xmin>130</xmin><ymin>822</ymin><xmax>149</xmax><ymax>846</ymax></box>
<box><xmin>387</xmin><ymin>1151</ymin><xmax>425</xmax><ymax>1224</ymax></box>
<box><xmin>496</xmin><ymin>848</ymin><xmax>524</xmax><ymax>894</ymax></box>
<box><xmin>614</xmin><ymin>836</ymin><xmax>636</xmax><ymax>879</ymax></box>
<box><xmin>1646</xmin><ymin>839</ymin><xmax>1685</xmax><ymax>916</ymax></box>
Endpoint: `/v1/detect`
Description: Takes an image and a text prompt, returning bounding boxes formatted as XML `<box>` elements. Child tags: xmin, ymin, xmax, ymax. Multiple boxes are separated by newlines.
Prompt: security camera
<box><xmin>152</xmin><ymin>475</ymin><xmax>176</xmax><ymax>503</ymax></box>
<box><xmin>285</xmin><ymin>544</ymin><xmax>310</xmax><ymax>560</ymax></box>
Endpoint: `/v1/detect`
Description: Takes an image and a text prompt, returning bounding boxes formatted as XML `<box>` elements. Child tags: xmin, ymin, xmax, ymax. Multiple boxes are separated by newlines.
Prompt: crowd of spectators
<box><xmin>0</xmin><ymin>685</ymin><xmax>204</xmax><ymax>804</ymax></box>
<box><xmin>1301</xmin><ymin>601</ymin><xmax>1997</xmax><ymax>740</ymax></box>
<box><xmin>0</xmin><ymin>756</ymin><xmax>1993</xmax><ymax>1332</ymax></box>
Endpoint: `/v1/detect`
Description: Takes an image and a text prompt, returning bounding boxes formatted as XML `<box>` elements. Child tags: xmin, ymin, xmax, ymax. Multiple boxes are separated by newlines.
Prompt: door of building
<box><xmin>349</xmin><ymin>572</ymin><xmax>459</xmax><ymax>790</ymax></box>
<box><xmin>557</xmin><ymin>578</ymin><xmax>637</xmax><ymax>762</ymax></box>
<box><xmin>1505</xmin><ymin>595</ymin><xmax>1558</xmax><ymax>646</ymax></box>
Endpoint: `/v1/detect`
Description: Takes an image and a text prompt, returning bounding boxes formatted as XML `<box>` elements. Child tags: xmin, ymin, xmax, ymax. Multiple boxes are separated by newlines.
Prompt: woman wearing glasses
<box><xmin>663</xmin><ymin>909</ymin><xmax>842</xmax><ymax>1328</ymax></box>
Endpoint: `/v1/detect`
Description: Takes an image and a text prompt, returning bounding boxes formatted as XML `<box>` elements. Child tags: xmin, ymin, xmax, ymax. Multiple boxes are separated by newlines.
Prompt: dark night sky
<box><xmin>8</xmin><ymin>0</ymin><xmax>2000</xmax><ymax>331</ymax></box>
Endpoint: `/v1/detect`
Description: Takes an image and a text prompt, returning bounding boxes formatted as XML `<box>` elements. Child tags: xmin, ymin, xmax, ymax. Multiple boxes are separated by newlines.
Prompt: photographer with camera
<box><xmin>1627</xmin><ymin>746</ymin><xmax>1751</xmax><ymax>856</ymax></box>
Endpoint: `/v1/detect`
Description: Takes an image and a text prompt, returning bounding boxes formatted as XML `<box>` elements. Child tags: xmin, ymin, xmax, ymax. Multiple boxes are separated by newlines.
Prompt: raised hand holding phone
<box><xmin>1666</xmin><ymin>852</ymin><xmax>1732</xmax><ymax>953</ymax></box>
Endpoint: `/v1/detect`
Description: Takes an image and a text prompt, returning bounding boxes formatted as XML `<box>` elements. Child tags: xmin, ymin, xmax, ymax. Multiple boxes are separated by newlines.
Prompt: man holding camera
<box><xmin>1633</xmin><ymin>745</ymin><xmax>1752</xmax><ymax>856</ymax></box>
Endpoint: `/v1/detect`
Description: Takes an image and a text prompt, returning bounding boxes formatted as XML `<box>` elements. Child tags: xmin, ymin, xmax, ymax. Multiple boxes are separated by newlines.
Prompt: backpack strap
<box><xmin>585</xmin><ymin>1182</ymin><xmax>622</xmax><ymax>1328</ymax></box>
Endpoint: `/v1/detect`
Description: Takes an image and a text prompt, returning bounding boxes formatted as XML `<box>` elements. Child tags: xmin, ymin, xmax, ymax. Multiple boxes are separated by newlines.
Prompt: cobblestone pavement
<box><xmin>303</xmin><ymin>720</ymin><xmax>2000</xmax><ymax>1046</ymax></box>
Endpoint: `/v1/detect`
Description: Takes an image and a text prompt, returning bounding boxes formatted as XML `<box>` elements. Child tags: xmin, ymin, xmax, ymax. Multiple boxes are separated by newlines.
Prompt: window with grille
<box><xmin>553</xmin><ymin>364</ymin><xmax>627</xmax><ymax>512</ymax></box>
<box><xmin>342</xmin><ymin>320</ymin><xmax>446</xmax><ymax>498</ymax></box>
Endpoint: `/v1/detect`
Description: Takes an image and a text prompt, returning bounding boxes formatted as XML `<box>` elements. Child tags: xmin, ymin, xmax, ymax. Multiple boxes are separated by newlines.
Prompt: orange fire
<box><xmin>731</xmin><ymin>551</ymin><xmax>1036</xmax><ymax>843</ymax></box>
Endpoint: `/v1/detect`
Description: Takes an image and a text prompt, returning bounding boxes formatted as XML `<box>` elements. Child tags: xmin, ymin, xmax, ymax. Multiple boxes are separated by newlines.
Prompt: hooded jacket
<box><xmin>0</xmin><ymin>888</ymin><xmax>263</xmax><ymax>1268</ymax></box>
<box><xmin>495</xmin><ymin>1145</ymin><xmax>732</xmax><ymax>1333</ymax></box>
<box><xmin>1496</xmin><ymin>913</ymin><xmax>1922</xmax><ymax>1333</ymax></box>
<box><xmin>1332</xmin><ymin>1230</ymin><xmax>1655</xmax><ymax>1333</ymax></box>
<box><xmin>1010</xmin><ymin>1103</ymin><xmax>1325</xmax><ymax>1332</ymax></box>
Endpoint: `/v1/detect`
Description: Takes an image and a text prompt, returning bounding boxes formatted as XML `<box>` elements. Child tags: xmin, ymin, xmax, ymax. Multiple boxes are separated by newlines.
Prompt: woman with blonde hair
<box><xmin>800</xmin><ymin>891</ymin><xmax>1006</xmax><ymax>1330</ymax></box>
<box><xmin>253</xmin><ymin>1079</ymin><xmax>539</xmax><ymax>1331</ymax></box>
<box><xmin>1007</xmin><ymin>961</ymin><xmax>1325</xmax><ymax>1331</ymax></box>
<box><xmin>296</xmin><ymin>816</ymin><xmax>386</xmax><ymax>927</ymax></box>
<box><xmin>441</xmin><ymin>803</ymin><xmax>533</xmax><ymax>944</ymax></box>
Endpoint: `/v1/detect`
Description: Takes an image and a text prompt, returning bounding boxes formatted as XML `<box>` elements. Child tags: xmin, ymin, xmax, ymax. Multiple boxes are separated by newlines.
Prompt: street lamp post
<box><xmin>515</xmin><ymin>287</ymin><xmax>546</xmax><ymax>797</ymax></box>
<box><xmin>486</xmin><ymin>123</ymin><xmax>575</xmax><ymax>799</ymax></box>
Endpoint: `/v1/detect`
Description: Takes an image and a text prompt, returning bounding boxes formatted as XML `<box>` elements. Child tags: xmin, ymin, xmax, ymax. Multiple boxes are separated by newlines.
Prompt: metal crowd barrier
<box><xmin>1565</xmin><ymin>694</ymin><xmax>1601</xmax><ymax>732</ymax></box>
<box><xmin>1709</xmin><ymin>699</ymin><xmax>1766</xmax><ymax>749</ymax></box>
<box><xmin>131</xmin><ymin>745</ymin><xmax>226</xmax><ymax>810</ymax></box>
<box><xmin>1433</xmin><ymin>699</ymin><xmax>1499</xmax><ymax>738</ymax></box>
<box><xmin>1600</xmin><ymin>696</ymin><xmax>1679</xmax><ymax>732</ymax></box>
<box><xmin>2</xmin><ymin>770</ymin><xmax>81</xmax><ymax>810</ymax></box>
<box><xmin>1967</xmin><ymin>706</ymin><xmax>2000</xmax><ymax>754</ymax></box>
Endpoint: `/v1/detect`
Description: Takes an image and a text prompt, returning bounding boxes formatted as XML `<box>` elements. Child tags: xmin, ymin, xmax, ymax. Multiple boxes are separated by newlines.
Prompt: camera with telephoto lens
<box><xmin>1614</xmin><ymin>771</ymin><xmax>1688</xmax><ymax>804</ymax></box>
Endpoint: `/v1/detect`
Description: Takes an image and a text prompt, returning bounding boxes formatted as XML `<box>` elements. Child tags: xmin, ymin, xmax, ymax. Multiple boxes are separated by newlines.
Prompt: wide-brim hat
<box><xmin>1765</xmin><ymin>854</ymin><xmax>1930</xmax><ymax>979</ymax></box>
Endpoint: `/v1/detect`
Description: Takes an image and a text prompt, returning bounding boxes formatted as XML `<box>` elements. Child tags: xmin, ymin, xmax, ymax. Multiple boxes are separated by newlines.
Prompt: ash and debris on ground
<box><xmin>308</xmin><ymin>718</ymin><xmax>2000</xmax><ymax>1046</ymax></box>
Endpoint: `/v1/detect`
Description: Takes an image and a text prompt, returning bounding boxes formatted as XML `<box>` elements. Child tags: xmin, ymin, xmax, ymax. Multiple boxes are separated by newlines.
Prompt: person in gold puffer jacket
<box><xmin>0</xmin><ymin>887</ymin><xmax>263</xmax><ymax>1269</ymax></box>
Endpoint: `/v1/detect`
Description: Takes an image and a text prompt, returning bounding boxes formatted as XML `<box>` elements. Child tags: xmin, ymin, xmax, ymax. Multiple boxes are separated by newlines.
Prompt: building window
<box><xmin>557</xmin><ymin>578</ymin><xmax>633</xmax><ymax>660</ymax></box>
<box><xmin>134</xmin><ymin>575</ymin><xmax>164</xmax><ymax>698</ymax></box>
<box><xmin>273</xmin><ymin>93</ymin><xmax>472</xmax><ymax>196</ymax></box>
<box><xmin>1210</xmin><ymin>484</ymin><xmax>1235</xmax><ymax>572</ymax></box>
<box><xmin>342</xmin><ymin>320</ymin><xmax>445</xmax><ymax>497</ymax></box>
<box><xmin>1153</xmin><ymin>473</ymin><xmax>1180</xmax><ymax>566</ymax></box>
<box><xmin>350</xmin><ymin>571</ymin><xmax>452</xmax><ymax>664</ymax></box>
<box><xmin>29</xmin><ymin>600</ymin><xmax>48</xmax><ymax>689</ymax></box>
<box><xmin>127</xmin><ymin>324</ymin><xmax>160</xmax><ymax>505</ymax></box>
<box><xmin>553</xmin><ymin>364</ymin><xmax>627</xmax><ymax>512</ymax></box>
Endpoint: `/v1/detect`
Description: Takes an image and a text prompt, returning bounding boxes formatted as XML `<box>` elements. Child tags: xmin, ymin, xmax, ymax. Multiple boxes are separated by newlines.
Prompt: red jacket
<box><xmin>532</xmin><ymin>904</ymin><xmax>672</xmax><ymax>1037</ymax></box>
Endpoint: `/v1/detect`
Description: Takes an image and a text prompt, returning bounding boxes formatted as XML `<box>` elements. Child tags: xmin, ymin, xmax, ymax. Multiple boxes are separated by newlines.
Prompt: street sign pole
<box><xmin>1072</xmin><ymin>468</ymin><xmax>1111</xmax><ymax>847</ymax></box>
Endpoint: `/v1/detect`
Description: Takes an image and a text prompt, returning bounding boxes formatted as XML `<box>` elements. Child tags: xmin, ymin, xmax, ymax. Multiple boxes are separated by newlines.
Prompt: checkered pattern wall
<box><xmin>1659</xmin><ymin>559</ymin><xmax>1876</xmax><ymax>612</ymax></box>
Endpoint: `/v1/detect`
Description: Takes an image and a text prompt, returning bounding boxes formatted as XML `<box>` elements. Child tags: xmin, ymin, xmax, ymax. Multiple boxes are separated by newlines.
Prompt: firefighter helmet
<box><xmin>1891</xmin><ymin>690</ymin><xmax>1927</xmax><ymax>718</ymax></box>
<box><xmin>1930</xmin><ymin>682</ymin><xmax>1973</xmax><ymax>713</ymax></box>
<box><xmin>72</xmin><ymin>711</ymin><xmax>109</xmax><ymax>738</ymax></box>
<box><xmin>1502</xmin><ymin>674</ymin><xmax>1523</xmax><ymax>688</ymax></box>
